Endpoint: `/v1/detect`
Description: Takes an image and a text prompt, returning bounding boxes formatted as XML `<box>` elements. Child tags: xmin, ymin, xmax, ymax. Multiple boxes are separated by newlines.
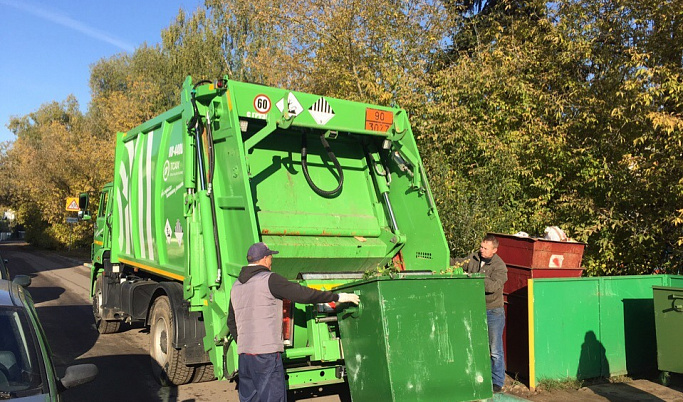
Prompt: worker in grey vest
<box><xmin>227</xmin><ymin>242</ymin><xmax>359</xmax><ymax>402</ymax></box>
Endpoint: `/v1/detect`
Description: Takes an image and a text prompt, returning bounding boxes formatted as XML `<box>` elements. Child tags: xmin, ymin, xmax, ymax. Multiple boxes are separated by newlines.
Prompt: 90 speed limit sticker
<box><xmin>253</xmin><ymin>94</ymin><xmax>271</xmax><ymax>114</ymax></box>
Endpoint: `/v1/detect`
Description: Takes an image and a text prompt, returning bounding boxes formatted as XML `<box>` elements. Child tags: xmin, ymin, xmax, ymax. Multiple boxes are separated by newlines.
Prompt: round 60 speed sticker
<box><xmin>253</xmin><ymin>94</ymin><xmax>271</xmax><ymax>114</ymax></box>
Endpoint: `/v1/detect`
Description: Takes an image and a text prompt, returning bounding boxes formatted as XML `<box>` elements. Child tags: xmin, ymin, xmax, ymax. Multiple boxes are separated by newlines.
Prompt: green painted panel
<box><xmin>653</xmin><ymin>285</ymin><xmax>683</xmax><ymax>374</ymax></box>
<box><xmin>532</xmin><ymin>279</ymin><xmax>601</xmax><ymax>381</ymax></box>
<box><xmin>532</xmin><ymin>275</ymin><xmax>671</xmax><ymax>384</ymax></box>
<box><xmin>668</xmin><ymin>275</ymin><xmax>683</xmax><ymax>288</ymax></box>
<box><xmin>251</xmin><ymin>133</ymin><xmax>381</xmax><ymax>237</ymax></box>
<box><xmin>265</xmin><ymin>236</ymin><xmax>389</xmax><ymax>279</ymax></box>
<box><xmin>337</xmin><ymin>276</ymin><xmax>492</xmax><ymax>402</ymax></box>
<box><xmin>599</xmin><ymin>276</ymin><xmax>662</xmax><ymax>375</ymax></box>
<box><xmin>112</xmin><ymin>117</ymin><xmax>186</xmax><ymax>280</ymax></box>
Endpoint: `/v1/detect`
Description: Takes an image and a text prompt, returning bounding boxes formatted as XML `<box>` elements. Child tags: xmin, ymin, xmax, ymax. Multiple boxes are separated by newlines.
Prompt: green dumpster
<box><xmin>653</xmin><ymin>285</ymin><xmax>683</xmax><ymax>385</ymax></box>
<box><xmin>336</xmin><ymin>274</ymin><xmax>492</xmax><ymax>401</ymax></box>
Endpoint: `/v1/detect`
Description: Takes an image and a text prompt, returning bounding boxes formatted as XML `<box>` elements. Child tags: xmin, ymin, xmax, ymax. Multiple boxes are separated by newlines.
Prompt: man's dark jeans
<box><xmin>238</xmin><ymin>352</ymin><xmax>286</xmax><ymax>402</ymax></box>
<box><xmin>487</xmin><ymin>307</ymin><xmax>506</xmax><ymax>388</ymax></box>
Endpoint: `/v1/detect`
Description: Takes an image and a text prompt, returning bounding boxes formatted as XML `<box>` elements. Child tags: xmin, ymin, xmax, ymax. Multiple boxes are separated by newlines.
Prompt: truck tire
<box><xmin>93</xmin><ymin>275</ymin><xmax>121</xmax><ymax>334</ymax></box>
<box><xmin>191</xmin><ymin>363</ymin><xmax>216</xmax><ymax>383</ymax></box>
<box><xmin>150</xmin><ymin>296</ymin><xmax>193</xmax><ymax>385</ymax></box>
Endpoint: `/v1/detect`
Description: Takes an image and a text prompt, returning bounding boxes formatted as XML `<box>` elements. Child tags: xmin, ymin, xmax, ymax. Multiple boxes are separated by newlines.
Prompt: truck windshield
<box><xmin>0</xmin><ymin>308</ymin><xmax>45</xmax><ymax>398</ymax></box>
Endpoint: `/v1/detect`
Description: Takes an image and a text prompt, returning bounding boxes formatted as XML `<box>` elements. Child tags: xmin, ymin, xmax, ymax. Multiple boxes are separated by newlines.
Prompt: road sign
<box><xmin>65</xmin><ymin>198</ymin><xmax>80</xmax><ymax>212</ymax></box>
<box><xmin>66</xmin><ymin>217</ymin><xmax>78</xmax><ymax>224</ymax></box>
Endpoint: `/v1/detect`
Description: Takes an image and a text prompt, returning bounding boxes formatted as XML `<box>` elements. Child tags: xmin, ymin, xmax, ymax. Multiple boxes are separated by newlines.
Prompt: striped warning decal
<box><xmin>309</xmin><ymin>97</ymin><xmax>335</xmax><ymax>125</ymax></box>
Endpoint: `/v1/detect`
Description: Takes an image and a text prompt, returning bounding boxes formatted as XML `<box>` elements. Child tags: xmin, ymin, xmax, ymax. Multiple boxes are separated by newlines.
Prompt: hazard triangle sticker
<box><xmin>276</xmin><ymin>93</ymin><xmax>304</xmax><ymax>117</ymax></box>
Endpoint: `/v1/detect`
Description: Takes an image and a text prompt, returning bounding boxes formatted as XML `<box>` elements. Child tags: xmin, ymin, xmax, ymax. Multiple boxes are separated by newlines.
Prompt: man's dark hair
<box><xmin>483</xmin><ymin>234</ymin><xmax>499</xmax><ymax>248</ymax></box>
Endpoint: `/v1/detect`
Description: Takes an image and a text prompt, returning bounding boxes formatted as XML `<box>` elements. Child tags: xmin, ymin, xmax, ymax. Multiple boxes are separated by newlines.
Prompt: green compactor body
<box><xmin>85</xmin><ymin>75</ymin><xmax>493</xmax><ymax>400</ymax></box>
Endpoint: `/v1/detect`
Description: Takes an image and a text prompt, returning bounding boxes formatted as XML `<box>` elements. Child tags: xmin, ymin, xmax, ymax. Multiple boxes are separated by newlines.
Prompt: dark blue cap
<box><xmin>247</xmin><ymin>242</ymin><xmax>279</xmax><ymax>263</ymax></box>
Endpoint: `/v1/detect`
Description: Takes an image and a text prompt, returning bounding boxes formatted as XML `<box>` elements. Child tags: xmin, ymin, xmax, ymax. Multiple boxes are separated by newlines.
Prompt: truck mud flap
<box><xmin>120</xmin><ymin>280</ymin><xmax>158</xmax><ymax>321</ymax></box>
<box><xmin>156</xmin><ymin>282</ymin><xmax>210</xmax><ymax>365</ymax></box>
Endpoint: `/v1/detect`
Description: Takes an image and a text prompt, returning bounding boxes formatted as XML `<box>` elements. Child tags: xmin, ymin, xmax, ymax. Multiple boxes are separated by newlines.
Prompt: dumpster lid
<box><xmin>298</xmin><ymin>272</ymin><xmax>365</xmax><ymax>280</ymax></box>
<box><xmin>489</xmin><ymin>232</ymin><xmax>587</xmax><ymax>246</ymax></box>
<box><xmin>332</xmin><ymin>271</ymin><xmax>480</xmax><ymax>290</ymax></box>
<box><xmin>652</xmin><ymin>285</ymin><xmax>683</xmax><ymax>292</ymax></box>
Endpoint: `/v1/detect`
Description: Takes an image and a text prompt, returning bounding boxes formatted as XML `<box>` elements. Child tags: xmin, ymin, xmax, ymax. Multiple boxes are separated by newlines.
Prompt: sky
<box><xmin>0</xmin><ymin>0</ymin><xmax>203</xmax><ymax>143</ymax></box>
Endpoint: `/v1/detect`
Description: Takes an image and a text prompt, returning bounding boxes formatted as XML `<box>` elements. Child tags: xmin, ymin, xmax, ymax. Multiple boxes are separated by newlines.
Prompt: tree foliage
<box><xmin>4</xmin><ymin>97</ymin><xmax>103</xmax><ymax>247</ymax></box>
<box><xmin>422</xmin><ymin>0</ymin><xmax>683</xmax><ymax>273</ymax></box>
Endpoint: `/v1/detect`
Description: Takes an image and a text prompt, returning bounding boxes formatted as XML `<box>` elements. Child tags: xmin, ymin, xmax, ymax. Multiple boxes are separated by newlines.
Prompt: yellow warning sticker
<box><xmin>65</xmin><ymin>198</ymin><xmax>80</xmax><ymax>211</ymax></box>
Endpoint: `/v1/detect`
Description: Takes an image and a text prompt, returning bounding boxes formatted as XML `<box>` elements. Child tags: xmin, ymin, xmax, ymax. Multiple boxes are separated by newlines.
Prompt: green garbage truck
<box><xmin>82</xmin><ymin>76</ymin><xmax>493</xmax><ymax>400</ymax></box>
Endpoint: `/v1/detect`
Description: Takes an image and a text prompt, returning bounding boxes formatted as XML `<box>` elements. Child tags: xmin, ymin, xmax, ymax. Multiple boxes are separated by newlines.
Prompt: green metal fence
<box><xmin>670</xmin><ymin>276</ymin><xmax>683</xmax><ymax>288</ymax></box>
<box><xmin>528</xmin><ymin>274</ymin><xmax>683</xmax><ymax>388</ymax></box>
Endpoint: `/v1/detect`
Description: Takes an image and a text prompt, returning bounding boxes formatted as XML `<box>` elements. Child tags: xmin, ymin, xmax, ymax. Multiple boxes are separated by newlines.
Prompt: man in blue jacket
<box><xmin>227</xmin><ymin>242</ymin><xmax>359</xmax><ymax>402</ymax></box>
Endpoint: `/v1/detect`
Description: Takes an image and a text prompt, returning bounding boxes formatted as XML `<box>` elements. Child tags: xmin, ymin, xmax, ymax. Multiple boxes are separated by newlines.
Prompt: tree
<box><xmin>549</xmin><ymin>0</ymin><xmax>683</xmax><ymax>274</ymax></box>
<box><xmin>5</xmin><ymin>97</ymin><xmax>103</xmax><ymax>247</ymax></box>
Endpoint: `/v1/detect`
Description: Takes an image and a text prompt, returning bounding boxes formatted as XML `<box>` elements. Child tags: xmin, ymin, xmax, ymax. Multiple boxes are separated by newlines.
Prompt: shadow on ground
<box><xmin>288</xmin><ymin>382</ymin><xmax>351</xmax><ymax>401</ymax></box>
<box><xmin>61</xmin><ymin>354</ymin><xmax>188</xmax><ymax>402</ymax></box>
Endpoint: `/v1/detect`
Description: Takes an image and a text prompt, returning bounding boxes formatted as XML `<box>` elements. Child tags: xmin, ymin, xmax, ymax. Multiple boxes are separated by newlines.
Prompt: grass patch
<box><xmin>508</xmin><ymin>373</ymin><xmax>525</xmax><ymax>388</ymax></box>
<box><xmin>537</xmin><ymin>378</ymin><xmax>583</xmax><ymax>391</ymax></box>
<box><xmin>608</xmin><ymin>375</ymin><xmax>632</xmax><ymax>384</ymax></box>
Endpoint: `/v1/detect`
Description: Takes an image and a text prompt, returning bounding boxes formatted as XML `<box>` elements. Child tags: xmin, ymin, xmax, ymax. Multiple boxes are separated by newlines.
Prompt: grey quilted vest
<box><xmin>230</xmin><ymin>271</ymin><xmax>284</xmax><ymax>354</ymax></box>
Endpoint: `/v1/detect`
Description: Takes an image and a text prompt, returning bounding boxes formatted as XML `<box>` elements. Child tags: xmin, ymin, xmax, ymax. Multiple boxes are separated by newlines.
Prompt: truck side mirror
<box><xmin>79</xmin><ymin>193</ymin><xmax>91</xmax><ymax>221</ymax></box>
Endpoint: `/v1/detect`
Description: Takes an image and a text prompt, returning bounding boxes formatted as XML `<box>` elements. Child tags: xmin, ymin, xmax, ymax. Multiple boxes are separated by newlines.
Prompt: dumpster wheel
<box><xmin>659</xmin><ymin>371</ymin><xmax>671</xmax><ymax>387</ymax></box>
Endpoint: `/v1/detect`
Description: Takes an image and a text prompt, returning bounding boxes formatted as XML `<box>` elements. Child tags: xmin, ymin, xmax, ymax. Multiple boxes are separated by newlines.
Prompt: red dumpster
<box><xmin>490</xmin><ymin>233</ymin><xmax>586</xmax><ymax>382</ymax></box>
<box><xmin>496</xmin><ymin>234</ymin><xmax>585</xmax><ymax>270</ymax></box>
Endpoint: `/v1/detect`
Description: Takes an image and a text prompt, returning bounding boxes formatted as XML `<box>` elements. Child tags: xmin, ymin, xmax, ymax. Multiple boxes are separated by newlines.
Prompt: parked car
<box><xmin>0</xmin><ymin>277</ymin><xmax>97</xmax><ymax>400</ymax></box>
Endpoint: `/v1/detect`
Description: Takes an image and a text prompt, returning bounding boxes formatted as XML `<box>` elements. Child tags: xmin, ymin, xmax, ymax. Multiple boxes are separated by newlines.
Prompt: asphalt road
<box><xmin>0</xmin><ymin>242</ymin><xmax>347</xmax><ymax>402</ymax></box>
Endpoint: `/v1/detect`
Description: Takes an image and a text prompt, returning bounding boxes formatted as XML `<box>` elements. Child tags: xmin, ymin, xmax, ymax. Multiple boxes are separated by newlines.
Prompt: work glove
<box><xmin>337</xmin><ymin>292</ymin><xmax>360</xmax><ymax>305</ymax></box>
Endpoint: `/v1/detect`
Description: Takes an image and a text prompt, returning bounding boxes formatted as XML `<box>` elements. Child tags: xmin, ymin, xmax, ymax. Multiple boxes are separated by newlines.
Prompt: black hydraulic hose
<box><xmin>188</xmin><ymin>80</ymin><xmax>212</xmax><ymax>134</ymax></box>
<box><xmin>193</xmin><ymin>80</ymin><xmax>213</xmax><ymax>90</ymax></box>
<box><xmin>301</xmin><ymin>133</ymin><xmax>344</xmax><ymax>198</ymax></box>
<box><xmin>189</xmin><ymin>80</ymin><xmax>214</xmax><ymax>188</ymax></box>
<box><xmin>205</xmin><ymin>111</ymin><xmax>222</xmax><ymax>285</ymax></box>
<box><xmin>188</xmin><ymin>94</ymin><xmax>206</xmax><ymax>191</ymax></box>
<box><xmin>206</xmin><ymin>110</ymin><xmax>215</xmax><ymax>184</ymax></box>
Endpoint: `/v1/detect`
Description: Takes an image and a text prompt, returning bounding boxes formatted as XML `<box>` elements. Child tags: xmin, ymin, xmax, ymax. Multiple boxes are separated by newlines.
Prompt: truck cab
<box><xmin>91</xmin><ymin>183</ymin><xmax>113</xmax><ymax>268</ymax></box>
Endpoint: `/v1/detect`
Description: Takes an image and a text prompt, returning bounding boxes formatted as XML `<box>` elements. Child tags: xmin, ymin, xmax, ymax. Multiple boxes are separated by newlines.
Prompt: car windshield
<box><xmin>0</xmin><ymin>308</ymin><xmax>45</xmax><ymax>399</ymax></box>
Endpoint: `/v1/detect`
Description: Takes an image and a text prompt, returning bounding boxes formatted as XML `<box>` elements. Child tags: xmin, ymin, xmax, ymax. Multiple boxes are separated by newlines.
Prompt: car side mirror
<box><xmin>59</xmin><ymin>364</ymin><xmax>98</xmax><ymax>390</ymax></box>
<box><xmin>12</xmin><ymin>275</ymin><xmax>31</xmax><ymax>288</ymax></box>
<box><xmin>78</xmin><ymin>193</ymin><xmax>91</xmax><ymax>221</ymax></box>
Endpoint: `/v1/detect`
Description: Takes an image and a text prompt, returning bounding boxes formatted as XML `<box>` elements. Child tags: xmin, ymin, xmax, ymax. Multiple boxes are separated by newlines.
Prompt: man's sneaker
<box><xmin>493</xmin><ymin>385</ymin><xmax>503</xmax><ymax>393</ymax></box>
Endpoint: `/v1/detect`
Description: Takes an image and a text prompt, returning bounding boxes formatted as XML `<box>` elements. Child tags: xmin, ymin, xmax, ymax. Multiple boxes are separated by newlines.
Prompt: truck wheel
<box><xmin>149</xmin><ymin>296</ymin><xmax>193</xmax><ymax>385</ymax></box>
<box><xmin>93</xmin><ymin>275</ymin><xmax>120</xmax><ymax>334</ymax></box>
<box><xmin>191</xmin><ymin>364</ymin><xmax>216</xmax><ymax>383</ymax></box>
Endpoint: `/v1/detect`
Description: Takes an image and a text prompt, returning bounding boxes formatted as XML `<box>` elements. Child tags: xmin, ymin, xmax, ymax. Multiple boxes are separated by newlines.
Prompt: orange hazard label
<box><xmin>365</xmin><ymin>108</ymin><xmax>393</xmax><ymax>132</ymax></box>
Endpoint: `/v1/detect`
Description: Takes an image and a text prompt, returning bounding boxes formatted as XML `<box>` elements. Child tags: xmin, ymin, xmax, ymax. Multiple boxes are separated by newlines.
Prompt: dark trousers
<box><xmin>238</xmin><ymin>352</ymin><xmax>286</xmax><ymax>402</ymax></box>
